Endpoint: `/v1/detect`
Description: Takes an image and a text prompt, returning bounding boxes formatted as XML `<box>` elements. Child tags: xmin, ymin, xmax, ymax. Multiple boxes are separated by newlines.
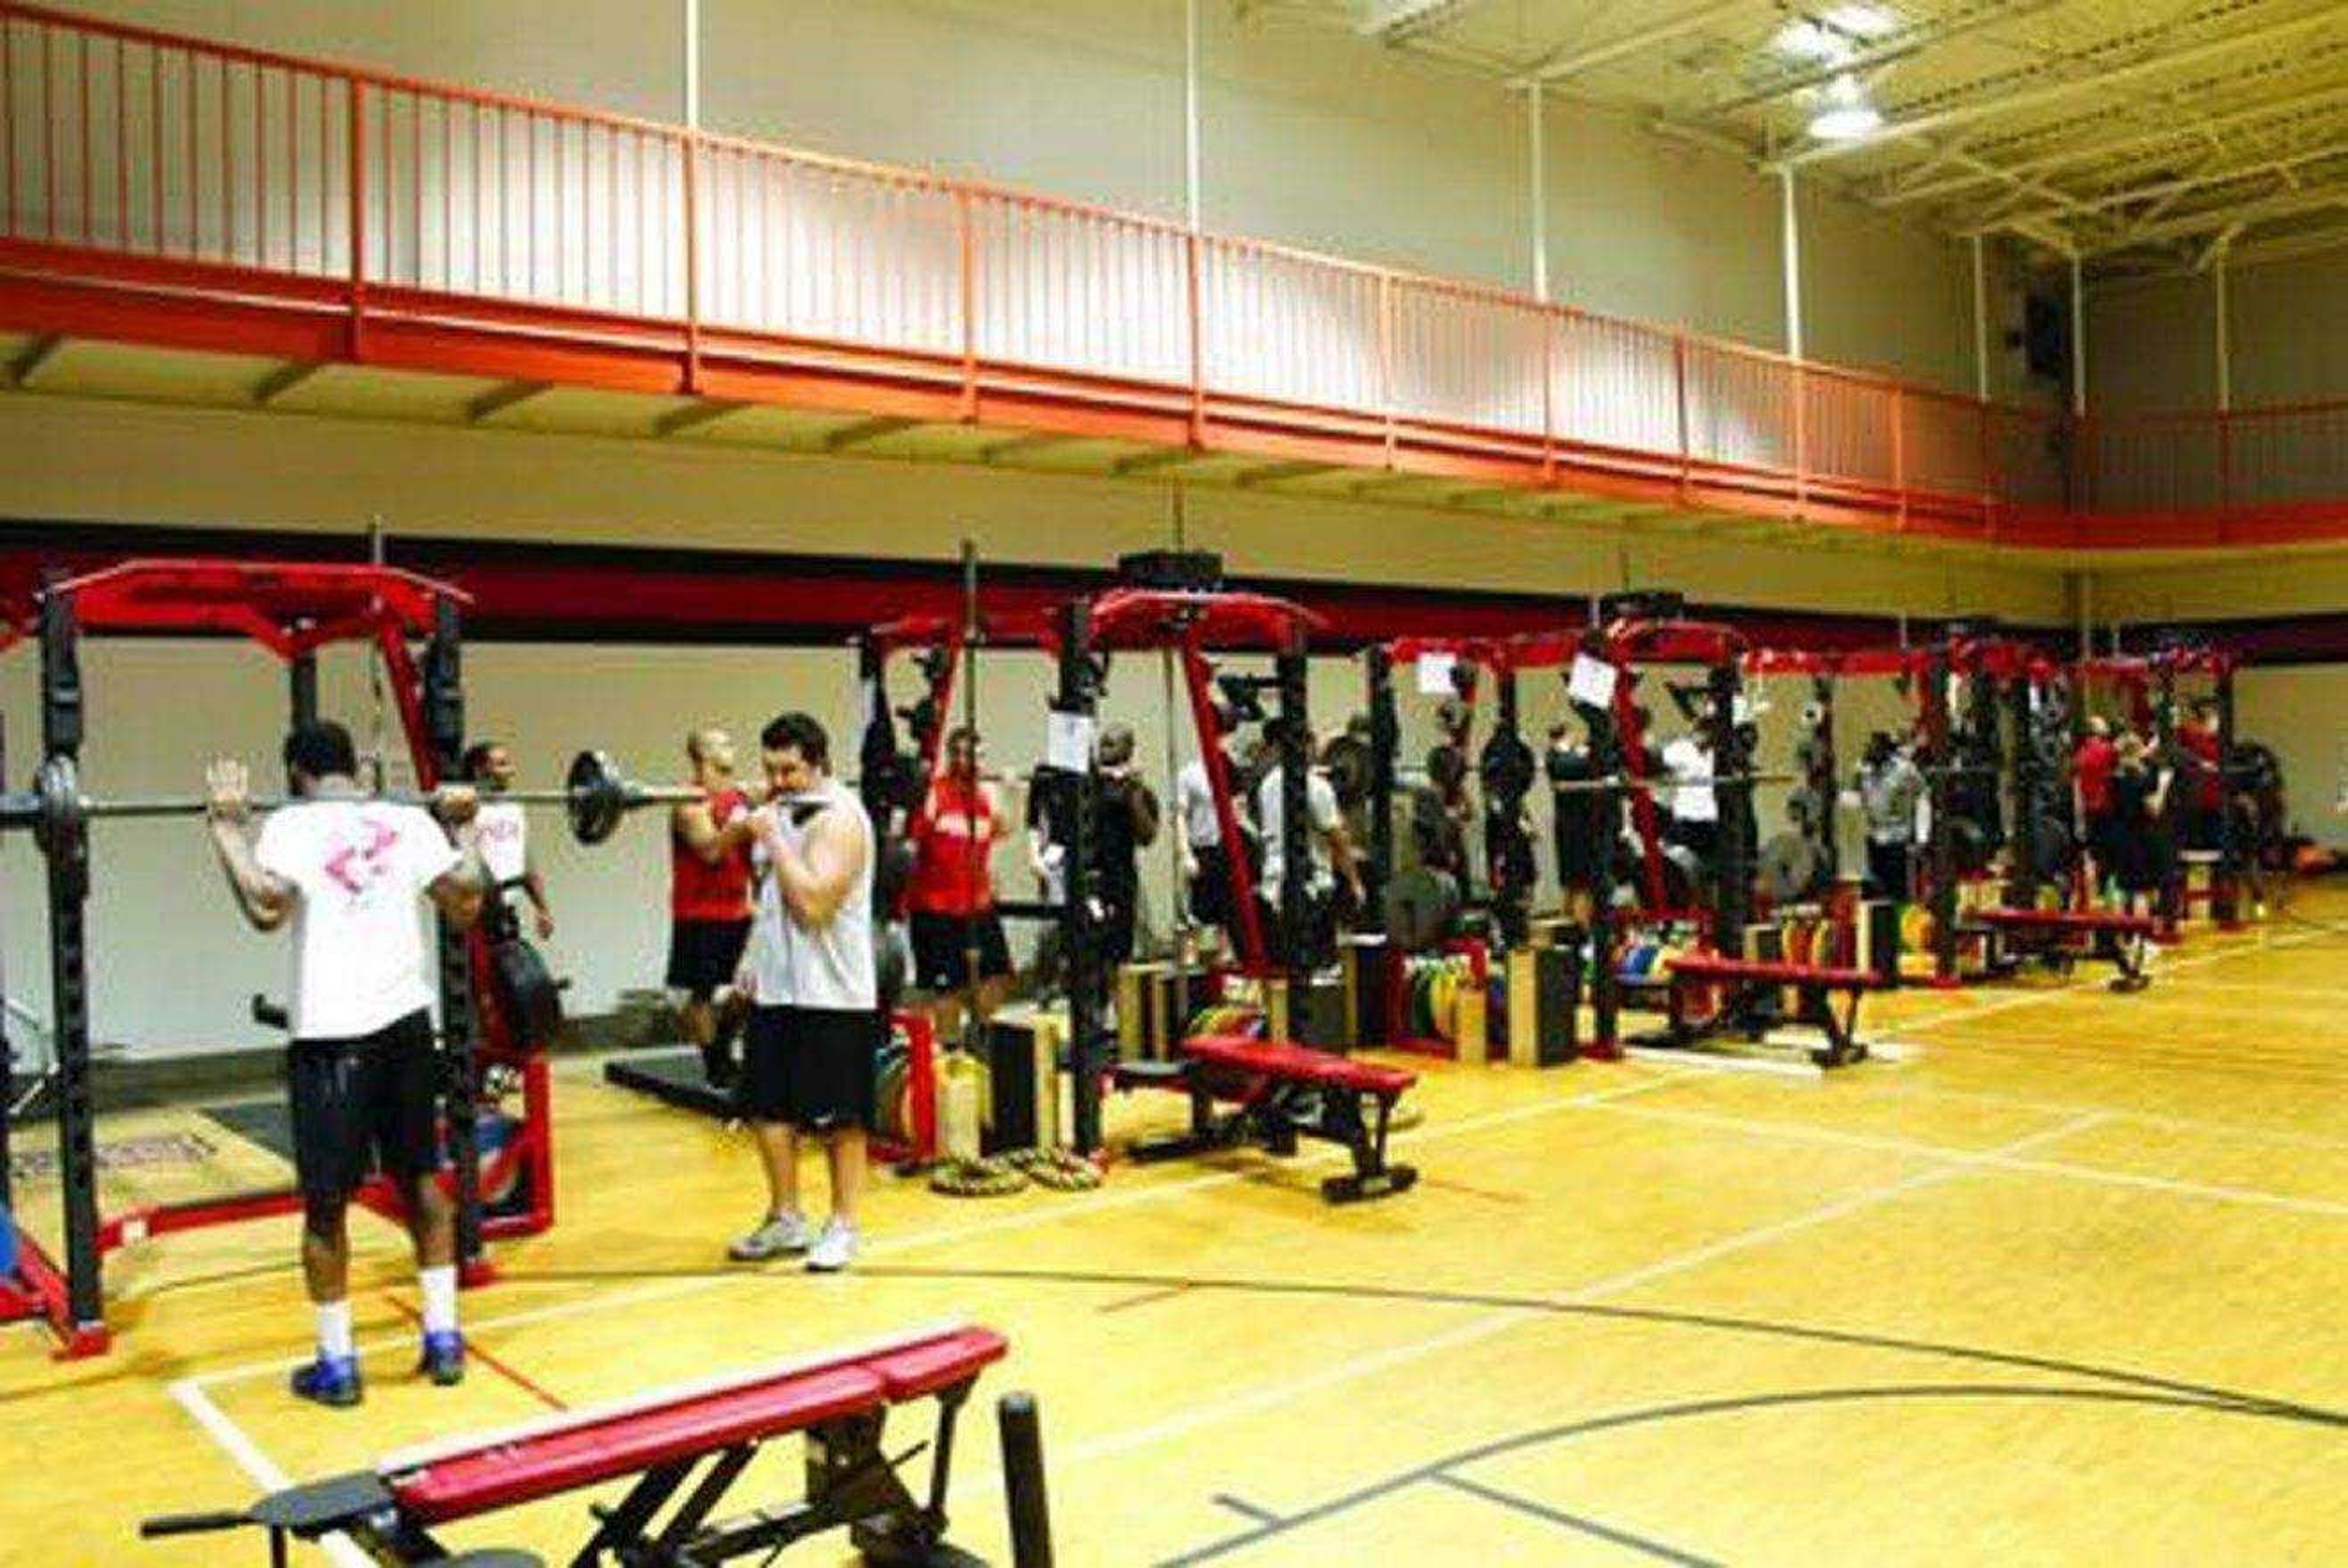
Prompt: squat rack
<box><xmin>2073</xmin><ymin>641</ymin><xmax>2243</xmax><ymax>929</ymax></box>
<box><xmin>1362</xmin><ymin>632</ymin><xmax>1561</xmax><ymax>949</ymax></box>
<box><xmin>1046</xmin><ymin>584</ymin><xmax>1319</xmax><ymax>1155</ymax></box>
<box><xmin>0</xmin><ymin>559</ymin><xmax>550</xmax><ymax>1357</ymax></box>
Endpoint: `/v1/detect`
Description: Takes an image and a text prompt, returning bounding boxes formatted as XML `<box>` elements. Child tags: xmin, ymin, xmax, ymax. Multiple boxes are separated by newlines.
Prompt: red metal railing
<box><xmin>0</xmin><ymin>2</ymin><xmax>2341</xmax><ymax>551</ymax></box>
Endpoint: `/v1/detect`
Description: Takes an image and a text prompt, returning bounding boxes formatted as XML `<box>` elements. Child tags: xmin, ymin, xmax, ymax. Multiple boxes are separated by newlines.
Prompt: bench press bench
<box><xmin>1112</xmin><ymin>1034</ymin><xmax>1419</xmax><ymax>1203</ymax></box>
<box><xmin>141</xmin><ymin>1323</ymin><xmax>1028</xmax><ymax>1567</ymax></box>
<box><xmin>1968</xmin><ymin>908</ymin><xmax>2160</xmax><ymax>992</ymax></box>
<box><xmin>1644</xmin><ymin>953</ymin><xmax>1890</xmax><ymax>1068</ymax></box>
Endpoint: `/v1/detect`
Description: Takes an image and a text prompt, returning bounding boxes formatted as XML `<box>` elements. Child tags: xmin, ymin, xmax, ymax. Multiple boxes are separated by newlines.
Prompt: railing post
<box><xmin>681</xmin><ymin>133</ymin><xmax>701</xmax><ymax>394</ymax></box>
<box><xmin>1891</xmin><ymin>384</ymin><xmax>1907</xmax><ymax>531</ymax></box>
<box><xmin>347</xmin><ymin>76</ymin><xmax>366</xmax><ymax>358</ymax></box>
<box><xmin>957</xmin><ymin>190</ymin><xmax>978</xmax><ymax>422</ymax></box>
<box><xmin>1183</xmin><ymin>230</ymin><xmax>1205</xmax><ymax>447</ymax></box>
<box><xmin>1790</xmin><ymin>359</ymin><xmax>1808</xmax><ymax>513</ymax></box>
<box><xmin>1673</xmin><ymin>330</ymin><xmax>1691</xmax><ymax>508</ymax></box>
<box><xmin>2217</xmin><ymin>410</ymin><xmax>2233</xmax><ymax>512</ymax></box>
<box><xmin>1539</xmin><ymin>308</ymin><xmax>1556</xmax><ymax>487</ymax></box>
<box><xmin>1377</xmin><ymin>271</ymin><xmax>1397</xmax><ymax>470</ymax></box>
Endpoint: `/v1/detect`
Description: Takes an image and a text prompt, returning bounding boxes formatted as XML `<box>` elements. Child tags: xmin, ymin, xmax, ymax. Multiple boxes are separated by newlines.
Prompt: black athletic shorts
<box><xmin>288</xmin><ymin>1009</ymin><xmax>440</xmax><ymax>1210</ymax></box>
<box><xmin>742</xmin><ymin>1005</ymin><xmax>879</xmax><ymax>1133</ymax></box>
<box><xmin>908</xmin><ymin>910</ymin><xmax>1013</xmax><ymax>992</ymax></box>
<box><xmin>667</xmin><ymin>916</ymin><xmax>753</xmax><ymax>999</ymax></box>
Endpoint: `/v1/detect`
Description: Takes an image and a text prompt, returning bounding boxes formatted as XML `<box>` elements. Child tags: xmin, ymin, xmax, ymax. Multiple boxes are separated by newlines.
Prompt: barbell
<box><xmin>0</xmin><ymin>748</ymin><xmax>700</xmax><ymax>853</ymax></box>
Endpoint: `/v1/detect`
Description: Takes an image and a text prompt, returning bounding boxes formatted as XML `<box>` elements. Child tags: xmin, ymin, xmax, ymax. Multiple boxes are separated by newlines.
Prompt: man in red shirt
<box><xmin>2177</xmin><ymin>701</ymin><xmax>2226</xmax><ymax>850</ymax></box>
<box><xmin>904</xmin><ymin>727</ymin><xmax>1013</xmax><ymax>1042</ymax></box>
<box><xmin>668</xmin><ymin>727</ymin><xmax>759</xmax><ymax>1088</ymax></box>
<box><xmin>2072</xmin><ymin>716</ymin><xmax>2119</xmax><ymax>901</ymax></box>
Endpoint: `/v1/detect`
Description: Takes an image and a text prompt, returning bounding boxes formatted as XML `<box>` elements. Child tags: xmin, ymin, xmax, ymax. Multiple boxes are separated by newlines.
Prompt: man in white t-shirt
<box><xmin>205</xmin><ymin>720</ymin><xmax>489</xmax><ymax>1410</ymax></box>
<box><xmin>1254</xmin><ymin>723</ymin><xmax>1362</xmax><ymax>965</ymax></box>
<box><xmin>1175</xmin><ymin>703</ymin><xmax>1246</xmax><ymax>949</ymax></box>
<box><xmin>1661</xmin><ymin>728</ymin><xmax>1720</xmax><ymax>863</ymax></box>
<box><xmin>462</xmin><ymin>738</ymin><xmax>553</xmax><ymax>940</ymax></box>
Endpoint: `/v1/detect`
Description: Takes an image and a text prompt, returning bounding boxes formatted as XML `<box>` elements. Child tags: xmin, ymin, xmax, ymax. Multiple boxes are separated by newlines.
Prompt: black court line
<box><xmin>1157</xmin><ymin>1383</ymin><xmax>2322</xmax><ymax>1566</ymax></box>
<box><xmin>1208</xmin><ymin>1494</ymin><xmax>1282</xmax><ymax>1526</ymax></box>
<box><xmin>1431</xmin><ymin>1471</ymin><xmax>1724</xmax><ymax>1567</ymax></box>
<box><xmin>825</xmin><ymin>1264</ymin><xmax>2347</xmax><ymax>1426</ymax></box>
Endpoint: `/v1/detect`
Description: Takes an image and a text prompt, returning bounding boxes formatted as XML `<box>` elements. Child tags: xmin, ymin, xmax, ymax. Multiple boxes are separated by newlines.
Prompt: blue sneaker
<box><xmin>418</xmin><ymin>1330</ymin><xmax>466</xmax><ymax>1387</ymax></box>
<box><xmin>289</xmin><ymin>1353</ymin><xmax>363</xmax><ymax>1408</ymax></box>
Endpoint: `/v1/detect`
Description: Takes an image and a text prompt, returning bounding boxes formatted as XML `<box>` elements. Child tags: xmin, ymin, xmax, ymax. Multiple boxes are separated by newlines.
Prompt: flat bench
<box><xmin>142</xmin><ymin>1323</ymin><xmax>1019</xmax><ymax>1567</ymax></box>
<box><xmin>1969</xmin><ymin>907</ymin><xmax>2159</xmax><ymax>992</ymax></box>
<box><xmin>1112</xmin><ymin>1034</ymin><xmax>1419</xmax><ymax>1203</ymax></box>
<box><xmin>1649</xmin><ymin>952</ymin><xmax>1891</xmax><ymax>1068</ymax></box>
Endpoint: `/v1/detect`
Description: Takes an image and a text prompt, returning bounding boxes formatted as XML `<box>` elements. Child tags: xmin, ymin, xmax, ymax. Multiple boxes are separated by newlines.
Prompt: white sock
<box><xmin>316</xmin><ymin>1299</ymin><xmax>354</xmax><ymax>1361</ymax></box>
<box><xmin>419</xmin><ymin>1265</ymin><xmax>459</xmax><ymax>1337</ymax></box>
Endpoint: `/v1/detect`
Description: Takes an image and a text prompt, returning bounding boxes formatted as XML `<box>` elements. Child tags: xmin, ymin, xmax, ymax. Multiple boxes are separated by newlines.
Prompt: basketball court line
<box><xmin>1883</xmin><ymin>924</ymin><xmax>2330</xmax><ymax>1037</ymax></box>
<box><xmin>174</xmin><ymin>1067</ymin><xmax>1703</xmax><ymax>1393</ymax></box>
<box><xmin>1588</xmin><ymin>1099</ymin><xmax>2348</xmax><ymax>1220</ymax></box>
<box><xmin>991</xmin><ymin>1113</ymin><xmax>2108</xmax><ymax>1484</ymax></box>
<box><xmin>1863</xmin><ymin>1079</ymin><xmax>2348</xmax><ymax>1154</ymax></box>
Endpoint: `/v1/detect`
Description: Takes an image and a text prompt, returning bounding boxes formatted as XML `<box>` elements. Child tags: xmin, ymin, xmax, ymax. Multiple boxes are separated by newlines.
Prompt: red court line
<box><xmin>380</xmin><ymin>1292</ymin><xmax>568</xmax><ymax>1411</ymax></box>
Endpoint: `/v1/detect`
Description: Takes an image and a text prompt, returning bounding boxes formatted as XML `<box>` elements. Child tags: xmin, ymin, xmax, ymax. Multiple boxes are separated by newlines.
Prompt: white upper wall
<box><xmin>63</xmin><ymin>0</ymin><xmax>1985</xmax><ymax>393</ymax></box>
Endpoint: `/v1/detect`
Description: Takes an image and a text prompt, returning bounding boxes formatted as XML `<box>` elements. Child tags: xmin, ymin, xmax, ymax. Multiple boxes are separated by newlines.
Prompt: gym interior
<box><xmin>1</xmin><ymin>3</ymin><xmax>2344</xmax><ymax>1565</ymax></box>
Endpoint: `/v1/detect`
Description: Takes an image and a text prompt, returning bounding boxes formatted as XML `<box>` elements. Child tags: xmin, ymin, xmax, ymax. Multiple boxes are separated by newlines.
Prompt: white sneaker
<box><xmin>728</xmin><ymin>1210</ymin><xmax>812</xmax><ymax>1262</ymax></box>
<box><xmin>805</xmin><ymin>1218</ymin><xmax>858</xmax><ymax>1273</ymax></box>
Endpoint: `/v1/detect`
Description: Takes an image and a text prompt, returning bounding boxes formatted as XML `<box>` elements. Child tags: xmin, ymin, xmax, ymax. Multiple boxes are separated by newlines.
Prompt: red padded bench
<box><xmin>143</xmin><ymin>1324</ymin><xmax>1016</xmax><ymax>1567</ymax></box>
<box><xmin>1113</xmin><ymin>1034</ymin><xmax>1419</xmax><ymax>1203</ymax></box>
<box><xmin>1970</xmin><ymin>907</ymin><xmax>2158</xmax><ymax>991</ymax></box>
<box><xmin>1650</xmin><ymin>952</ymin><xmax>1892</xmax><ymax>1068</ymax></box>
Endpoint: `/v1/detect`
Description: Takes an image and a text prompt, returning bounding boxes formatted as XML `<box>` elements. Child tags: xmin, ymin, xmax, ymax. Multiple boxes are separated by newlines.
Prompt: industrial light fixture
<box><xmin>1807</xmin><ymin>74</ymin><xmax>1884</xmax><ymax>141</ymax></box>
<box><xmin>1773</xmin><ymin>4</ymin><xmax>1902</xmax><ymax>65</ymax></box>
<box><xmin>1356</xmin><ymin>0</ymin><xmax>1479</xmax><ymax>41</ymax></box>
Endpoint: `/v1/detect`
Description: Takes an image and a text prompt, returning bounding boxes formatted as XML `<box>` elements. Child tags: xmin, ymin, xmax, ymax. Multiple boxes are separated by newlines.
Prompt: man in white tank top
<box><xmin>463</xmin><ymin>738</ymin><xmax>554</xmax><ymax>939</ymax></box>
<box><xmin>727</xmin><ymin>712</ymin><xmax>878</xmax><ymax>1273</ymax></box>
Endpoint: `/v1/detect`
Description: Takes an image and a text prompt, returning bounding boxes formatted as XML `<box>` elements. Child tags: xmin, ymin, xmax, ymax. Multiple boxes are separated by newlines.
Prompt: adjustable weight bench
<box><xmin>1645</xmin><ymin>954</ymin><xmax>1890</xmax><ymax>1068</ymax></box>
<box><xmin>142</xmin><ymin>1323</ymin><xmax>1017</xmax><ymax>1567</ymax></box>
<box><xmin>1969</xmin><ymin>907</ymin><xmax>2159</xmax><ymax>992</ymax></box>
<box><xmin>1113</xmin><ymin>1034</ymin><xmax>1419</xmax><ymax>1203</ymax></box>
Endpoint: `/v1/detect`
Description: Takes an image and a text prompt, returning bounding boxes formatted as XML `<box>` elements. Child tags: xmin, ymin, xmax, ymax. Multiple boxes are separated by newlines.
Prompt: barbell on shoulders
<box><xmin>0</xmin><ymin>748</ymin><xmax>700</xmax><ymax>852</ymax></box>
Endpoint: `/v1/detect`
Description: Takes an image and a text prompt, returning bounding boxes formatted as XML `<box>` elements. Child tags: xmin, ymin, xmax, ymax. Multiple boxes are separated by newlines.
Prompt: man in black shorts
<box><xmin>729</xmin><ymin>714</ymin><xmax>880</xmax><ymax>1274</ymax></box>
<box><xmin>668</xmin><ymin>727</ymin><xmax>760</xmax><ymax>1086</ymax></box>
<box><xmin>205</xmin><ymin>721</ymin><xmax>489</xmax><ymax>1408</ymax></box>
<box><xmin>903</xmin><ymin>726</ymin><xmax>1014</xmax><ymax>1043</ymax></box>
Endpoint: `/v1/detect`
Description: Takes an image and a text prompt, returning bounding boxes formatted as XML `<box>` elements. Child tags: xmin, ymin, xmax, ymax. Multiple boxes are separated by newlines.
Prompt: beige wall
<box><xmin>2087</xmin><ymin>245</ymin><xmax>2348</xmax><ymax>415</ymax></box>
<box><xmin>0</xmin><ymin>394</ymin><xmax>2067</xmax><ymax>619</ymax></box>
<box><xmin>2091</xmin><ymin>553</ymin><xmax>2348</xmax><ymax>624</ymax></box>
<box><xmin>2235</xmin><ymin>666</ymin><xmax>2348</xmax><ymax>850</ymax></box>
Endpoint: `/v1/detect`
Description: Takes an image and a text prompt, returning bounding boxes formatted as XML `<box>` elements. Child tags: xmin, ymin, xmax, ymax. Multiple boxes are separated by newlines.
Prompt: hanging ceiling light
<box><xmin>1807</xmin><ymin>74</ymin><xmax>1885</xmax><ymax>141</ymax></box>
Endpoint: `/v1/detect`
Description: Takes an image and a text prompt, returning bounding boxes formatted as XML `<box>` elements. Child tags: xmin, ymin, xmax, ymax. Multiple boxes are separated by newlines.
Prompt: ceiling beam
<box><xmin>1876</xmin><ymin>81</ymin><xmax>2348</xmax><ymax>207</ymax></box>
<box><xmin>5</xmin><ymin>335</ymin><xmax>64</xmax><ymax>389</ymax></box>
<box><xmin>1704</xmin><ymin>0</ymin><xmax>2064</xmax><ymax>117</ymax></box>
<box><xmin>1509</xmin><ymin>0</ymin><xmax>1761</xmax><ymax>87</ymax></box>
<box><xmin>1112</xmin><ymin>445</ymin><xmax>1208</xmax><ymax>476</ymax></box>
<box><xmin>465</xmin><ymin>380</ymin><xmax>551</xmax><ymax>424</ymax></box>
<box><xmin>1356</xmin><ymin>0</ymin><xmax>1485</xmax><ymax>45</ymax></box>
<box><xmin>1970</xmin><ymin>142</ymin><xmax>2348</xmax><ymax>238</ymax></box>
<box><xmin>822</xmin><ymin>414</ymin><xmax>920</xmax><ymax>452</ymax></box>
<box><xmin>1779</xmin><ymin>7</ymin><xmax>2347</xmax><ymax>170</ymax></box>
<box><xmin>250</xmin><ymin>361</ymin><xmax>327</xmax><ymax>407</ymax></box>
<box><xmin>654</xmin><ymin>399</ymin><xmax>750</xmax><ymax>437</ymax></box>
<box><xmin>978</xmin><ymin>431</ymin><xmax>1076</xmax><ymax>463</ymax></box>
<box><xmin>1232</xmin><ymin>458</ymin><xmax>1334</xmax><ymax>487</ymax></box>
<box><xmin>2090</xmin><ymin>173</ymin><xmax>2348</xmax><ymax>252</ymax></box>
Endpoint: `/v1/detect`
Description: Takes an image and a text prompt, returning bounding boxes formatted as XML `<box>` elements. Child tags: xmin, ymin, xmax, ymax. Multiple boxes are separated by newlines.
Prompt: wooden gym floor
<box><xmin>6</xmin><ymin>888</ymin><xmax>2346</xmax><ymax>1567</ymax></box>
